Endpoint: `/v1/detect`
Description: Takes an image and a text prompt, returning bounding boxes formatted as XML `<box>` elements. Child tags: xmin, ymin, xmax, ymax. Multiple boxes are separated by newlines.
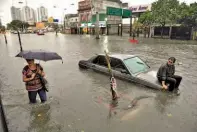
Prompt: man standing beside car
<box><xmin>157</xmin><ymin>57</ymin><xmax>182</xmax><ymax>95</ymax></box>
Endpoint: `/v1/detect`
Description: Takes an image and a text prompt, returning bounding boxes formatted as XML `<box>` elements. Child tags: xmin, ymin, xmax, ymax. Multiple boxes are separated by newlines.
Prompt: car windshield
<box><xmin>123</xmin><ymin>57</ymin><xmax>149</xmax><ymax>74</ymax></box>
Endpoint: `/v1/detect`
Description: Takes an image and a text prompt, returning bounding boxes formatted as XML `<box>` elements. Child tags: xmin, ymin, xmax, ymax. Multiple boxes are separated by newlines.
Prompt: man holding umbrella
<box><xmin>22</xmin><ymin>59</ymin><xmax>47</xmax><ymax>103</ymax></box>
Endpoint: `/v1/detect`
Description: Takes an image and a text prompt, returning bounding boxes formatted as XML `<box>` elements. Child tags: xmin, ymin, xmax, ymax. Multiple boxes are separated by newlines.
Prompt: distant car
<box><xmin>37</xmin><ymin>30</ymin><xmax>45</xmax><ymax>35</ymax></box>
<box><xmin>78</xmin><ymin>54</ymin><xmax>163</xmax><ymax>90</ymax></box>
<box><xmin>12</xmin><ymin>30</ymin><xmax>18</xmax><ymax>34</ymax></box>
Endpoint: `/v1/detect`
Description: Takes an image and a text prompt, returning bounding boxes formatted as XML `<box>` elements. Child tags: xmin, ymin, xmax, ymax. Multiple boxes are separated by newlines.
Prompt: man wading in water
<box><xmin>157</xmin><ymin>57</ymin><xmax>182</xmax><ymax>95</ymax></box>
<box><xmin>22</xmin><ymin>59</ymin><xmax>47</xmax><ymax>103</ymax></box>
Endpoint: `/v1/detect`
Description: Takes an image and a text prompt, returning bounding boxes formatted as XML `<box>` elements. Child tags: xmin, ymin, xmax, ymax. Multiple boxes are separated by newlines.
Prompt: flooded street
<box><xmin>0</xmin><ymin>33</ymin><xmax>197</xmax><ymax>132</ymax></box>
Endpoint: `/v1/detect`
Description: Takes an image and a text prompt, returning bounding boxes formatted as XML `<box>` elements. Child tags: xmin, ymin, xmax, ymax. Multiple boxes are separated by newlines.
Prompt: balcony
<box><xmin>78</xmin><ymin>7</ymin><xmax>92</xmax><ymax>12</ymax></box>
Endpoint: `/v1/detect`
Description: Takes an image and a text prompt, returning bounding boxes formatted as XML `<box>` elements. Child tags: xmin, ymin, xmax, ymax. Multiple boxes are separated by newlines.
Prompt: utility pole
<box><xmin>120</xmin><ymin>2</ymin><xmax>123</xmax><ymax>36</ymax></box>
<box><xmin>130</xmin><ymin>16</ymin><xmax>132</xmax><ymax>37</ymax></box>
<box><xmin>95</xmin><ymin>11</ymin><xmax>100</xmax><ymax>39</ymax></box>
<box><xmin>17</xmin><ymin>30</ymin><xmax>23</xmax><ymax>51</ymax></box>
<box><xmin>4</xmin><ymin>34</ymin><xmax>7</xmax><ymax>44</ymax></box>
<box><xmin>90</xmin><ymin>0</ymin><xmax>100</xmax><ymax>39</ymax></box>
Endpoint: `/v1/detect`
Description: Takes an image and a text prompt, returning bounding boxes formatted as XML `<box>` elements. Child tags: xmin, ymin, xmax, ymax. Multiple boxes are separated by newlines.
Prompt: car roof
<box><xmin>98</xmin><ymin>53</ymin><xmax>137</xmax><ymax>60</ymax></box>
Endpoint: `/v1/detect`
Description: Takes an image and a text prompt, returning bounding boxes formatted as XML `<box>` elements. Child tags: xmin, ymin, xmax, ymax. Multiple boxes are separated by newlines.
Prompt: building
<box><xmin>0</xmin><ymin>18</ymin><xmax>2</xmax><ymax>26</ymax></box>
<box><xmin>78</xmin><ymin>0</ymin><xmax>123</xmax><ymax>34</ymax></box>
<box><xmin>78</xmin><ymin>0</ymin><xmax>92</xmax><ymax>24</ymax></box>
<box><xmin>37</xmin><ymin>6</ymin><xmax>48</xmax><ymax>22</ymax></box>
<box><xmin>10</xmin><ymin>6</ymin><xmax>22</xmax><ymax>21</ymax></box>
<box><xmin>64</xmin><ymin>14</ymin><xmax>79</xmax><ymax>34</ymax></box>
<box><xmin>21</xmin><ymin>6</ymin><xmax>37</xmax><ymax>23</ymax></box>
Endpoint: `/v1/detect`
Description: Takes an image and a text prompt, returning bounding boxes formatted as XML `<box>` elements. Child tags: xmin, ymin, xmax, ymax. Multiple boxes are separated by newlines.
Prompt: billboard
<box><xmin>53</xmin><ymin>19</ymin><xmax>59</xmax><ymax>22</ymax></box>
<box><xmin>129</xmin><ymin>4</ymin><xmax>151</xmax><ymax>13</ymax></box>
<box><xmin>36</xmin><ymin>22</ymin><xmax>45</xmax><ymax>29</ymax></box>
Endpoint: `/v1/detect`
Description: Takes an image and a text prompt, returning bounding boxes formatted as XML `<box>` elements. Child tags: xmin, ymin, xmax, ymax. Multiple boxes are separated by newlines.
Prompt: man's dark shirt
<box><xmin>157</xmin><ymin>63</ymin><xmax>175</xmax><ymax>81</ymax></box>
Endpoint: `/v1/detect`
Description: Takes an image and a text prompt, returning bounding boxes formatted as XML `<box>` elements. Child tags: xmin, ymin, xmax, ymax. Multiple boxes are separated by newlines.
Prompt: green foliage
<box><xmin>151</xmin><ymin>0</ymin><xmax>179</xmax><ymax>26</ymax></box>
<box><xmin>0</xmin><ymin>26</ymin><xmax>6</xmax><ymax>32</ymax></box>
<box><xmin>178</xmin><ymin>2</ymin><xmax>197</xmax><ymax>27</ymax></box>
<box><xmin>7</xmin><ymin>20</ymin><xmax>29</xmax><ymax>30</ymax></box>
<box><xmin>138</xmin><ymin>11</ymin><xmax>153</xmax><ymax>27</ymax></box>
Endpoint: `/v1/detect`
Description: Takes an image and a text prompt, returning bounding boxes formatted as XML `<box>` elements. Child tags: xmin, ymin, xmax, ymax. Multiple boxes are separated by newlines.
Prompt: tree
<box><xmin>6</xmin><ymin>23</ymin><xmax>12</xmax><ymax>30</ymax></box>
<box><xmin>178</xmin><ymin>2</ymin><xmax>197</xmax><ymax>27</ymax></box>
<box><xmin>0</xmin><ymin>26</ymin><xmax>6</xmax><ymax>33</ymax></box>
<box><xmin>22</xmin><ymin>22</ymin><xmax>29</xmax><ymax>30</ymax></box>
<box><xmin>138</xmin><ymin>11</ymin><xmax>154</xmax><ymax>37</ymax></box>
<box><xmin>152</xmin><ymin>0</ymin><xmax>179</xmax><ymax>38</ymax></box>
<box><xmin>10</xmin><ymin>20</ymin><xmax>23</xmax><ymax>30</ymax></box>
<box><xmin>132</xmin><ymin>19</ymin><xmax>142</xmax><ymax>37</ymax></box>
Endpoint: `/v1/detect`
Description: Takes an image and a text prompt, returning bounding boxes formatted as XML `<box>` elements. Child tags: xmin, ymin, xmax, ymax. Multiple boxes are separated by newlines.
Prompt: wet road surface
<box><xmin>0</xmin><ymin>33</ymin><xmax>197</xmax><ymax>132</ymax></box>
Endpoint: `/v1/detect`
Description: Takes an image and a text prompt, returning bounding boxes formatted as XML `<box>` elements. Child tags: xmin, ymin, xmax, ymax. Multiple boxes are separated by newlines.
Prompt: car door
<box><xmin>91</xmin><ymin>55</ymin><xmax>109</xmax><ymax>75</ymax></box>
<box><xmin>110</xmin><ymin>57</ymin><xmax>131</xmax><ymax>80</ymax></box>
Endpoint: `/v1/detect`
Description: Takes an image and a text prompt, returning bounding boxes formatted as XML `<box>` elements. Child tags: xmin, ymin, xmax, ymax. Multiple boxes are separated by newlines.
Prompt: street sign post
<box><xmin>106</xmin><ymin>7</ymin><xmax>122</xmax><ymax>16</ymax></box>
<box><xmin>53</xmin><ymin>19</ymin><xmax>59</xmax><ymax>23</ymax></box>
<box><xmin>122</xmin><ymin>9</ymin><xmax>132</xmax><ymax>18</ymax></box>
<box><xmin>106</xmin><ymin>7</ymin><xmax>132</xmax><ymax>18</ymax></box>
<box><xmin>106</xmin><ymin>7</ymin><xmax>132</xmax><ymax>37</ymax></box>
<box><xmin>48</xmin><ymin>17</ymin><xmax>54</xmax><ymax>23</ymax></box>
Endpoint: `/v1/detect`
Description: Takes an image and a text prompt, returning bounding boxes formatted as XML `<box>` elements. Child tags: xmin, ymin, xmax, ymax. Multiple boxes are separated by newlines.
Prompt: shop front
<box><xmin>80</xmin><ymin>21</ymin><xmax>107</xmax><ymax>35</ymax></box>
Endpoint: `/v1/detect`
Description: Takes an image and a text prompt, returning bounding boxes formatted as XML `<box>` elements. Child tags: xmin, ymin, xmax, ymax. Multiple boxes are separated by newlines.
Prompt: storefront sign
<box><xmin>80</xmin><ymin>21</ymin><xmax>106</xmax><ymax>27</ymax></box>
<box><xmin>129</xmin><ymin>4</ymin><xmax>151</xmax><ymax>13</ymax></box>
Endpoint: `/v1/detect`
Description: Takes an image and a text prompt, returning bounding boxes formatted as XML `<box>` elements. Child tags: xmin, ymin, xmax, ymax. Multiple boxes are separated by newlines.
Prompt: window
<box><xmin>92</xmin><ymin>55</ymin><xmax>107</xmax><ymax>67</ymax></box>
<box><xmin>123</xmin><ymin>57</ymin><xmax>149</xmax><ymax>74</ymax></box>
<box><xmin>110</xmin><ymin>58</ymin><xmax>126</xmax><ymax>72</ymax></box>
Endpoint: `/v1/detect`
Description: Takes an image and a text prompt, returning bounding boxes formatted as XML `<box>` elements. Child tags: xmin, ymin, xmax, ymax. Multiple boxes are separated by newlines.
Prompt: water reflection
<box><xmin>154</xmin><ymin>91</ymin><xmax>178</xmax><ymax>114</ymax></box>
<box><xmin>108</xmin><ymin>100</ymin><xmax>118</xmax><ymax>119</ymax></box>
<box><xmin>28</xmin><ymin>104</ymin><xmax>51</xmax><ymax>132</ymax></box>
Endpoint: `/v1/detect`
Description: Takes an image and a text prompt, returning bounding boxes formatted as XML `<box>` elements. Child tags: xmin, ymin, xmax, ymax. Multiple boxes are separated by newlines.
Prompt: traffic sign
<box><xmin>48</xmin><ymin>17</ymin><xmax>54</xmax><ymax>23</ymax></box>
<box><xmin>106</xmin><ymin>7</ymin><xmax>122</xmax><ymax>16</ymax></box>
<box><xmin>122</xmin><ymin>9</ymin><xmax>132</xmax><ymax>18</ymax></box>
<box><xmin>53</xmin><ymin>19</ymin><xmax>59</xmax><ymax>22</ymax></box>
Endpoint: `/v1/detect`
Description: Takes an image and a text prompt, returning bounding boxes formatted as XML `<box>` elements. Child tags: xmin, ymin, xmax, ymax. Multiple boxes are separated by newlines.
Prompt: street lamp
<box><xmin>63</xmin><ymin>8</ymin><xmax>67</xmax><ymax>30</ymax></box>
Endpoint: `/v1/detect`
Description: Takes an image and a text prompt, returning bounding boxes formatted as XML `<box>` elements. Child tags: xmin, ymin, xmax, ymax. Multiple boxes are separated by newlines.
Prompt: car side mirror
<box><xmin>121</xmin><ymin>69</ymin><xmax>128</xmax><ymax>74</ymax></box>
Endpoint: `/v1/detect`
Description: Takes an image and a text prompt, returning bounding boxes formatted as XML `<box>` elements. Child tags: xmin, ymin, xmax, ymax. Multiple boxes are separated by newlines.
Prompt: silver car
<box><xmin>78</xmin><ymin>54</ymin><xmax>163</xmax><ymax>90</ymax></box>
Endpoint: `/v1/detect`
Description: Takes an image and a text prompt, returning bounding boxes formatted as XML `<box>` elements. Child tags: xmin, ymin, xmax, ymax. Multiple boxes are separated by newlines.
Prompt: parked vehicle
<box><xmin>78</xmin><ymin>54</ymin><xmax>163</xmax><ymax>90</ymax></box>
<box><xmin>37</xmin><ymin>30</ymin><xmax>45</xmax><ymax>35</ymax></box>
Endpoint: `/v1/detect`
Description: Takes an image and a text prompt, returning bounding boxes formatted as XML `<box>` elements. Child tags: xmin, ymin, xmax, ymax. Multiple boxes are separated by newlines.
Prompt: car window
<box><xmin>110</xmin><ymin>57</ymin><xmax>126</xmax><ymax>72</ymax></box>
<box><xmin>123</xmin><ymin>57</ymin><xmax>149</xmax><ymax>74</ymax></box>
<box><xmin>92</xmin><ymin>55</ymin><xmax>107</xmax><ymax>67</ymax></box>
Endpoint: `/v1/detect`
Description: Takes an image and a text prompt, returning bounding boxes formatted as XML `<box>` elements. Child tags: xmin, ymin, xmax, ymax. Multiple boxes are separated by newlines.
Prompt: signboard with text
<box><xmin>129</xmin><ymin>4</ymin><xmax>151</xmax><ymax>13</ymax></box>
<box><xmin>53</xmin><ymin>19</ymin><xmax>59</xmax><ymax>23</ymax></box>
<box><xmin>106</xmin><ymin>7</ymin><xmax>132</xmax><ymax>18</ymax></box>
<box><xmin>107</xmin><ymin>7</ymin><xmax>122</xmax><ymax>16</ymax></box>
<box><xmin>122</xmin><ymin>9</ymin><xmax>132</xmax><ymax>18</ymax></box>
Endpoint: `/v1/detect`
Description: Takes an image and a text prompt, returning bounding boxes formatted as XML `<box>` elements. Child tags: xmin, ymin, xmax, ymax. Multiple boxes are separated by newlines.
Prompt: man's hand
<box><xmin>162</xmin><ymin>84</ymin><xmax>168</xmax><ymax>90</ymax></box>
<box><xmin>162</xmin><ymin>81</ymin><xmax>168</xmax><ymax>90</ymax></box>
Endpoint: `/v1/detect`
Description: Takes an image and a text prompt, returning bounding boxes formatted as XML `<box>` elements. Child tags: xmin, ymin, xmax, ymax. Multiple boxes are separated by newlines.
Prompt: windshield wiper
<box><xmin>137</xmin><ymin>61</ymin><xmax>144</xmax><ymax>65</ymax></box>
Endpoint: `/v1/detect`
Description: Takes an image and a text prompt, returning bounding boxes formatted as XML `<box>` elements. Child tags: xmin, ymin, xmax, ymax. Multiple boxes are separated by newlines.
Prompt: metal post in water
<box><xmin>130</xmin><ymin>16</ymin><xmax>132</xmax><ymax>37</ymax></box>
<box><xmin>17</xmin><ymin>30</ymin><xmax>23</xmax><ymax>51</ymax></box>
<box><xmin>121</xmin><ymin>23</ymin><xmax>123</xmax><ymax>36</ymax></box>
<box><xmin>95</xmin><ymin>12</ymin><xmax>100</xmax><ymax>39</ymax></box>
<box><xmin>4</xmin><ymin>34</ymin><xmax>7</xmax><ymax>44</ymax></box>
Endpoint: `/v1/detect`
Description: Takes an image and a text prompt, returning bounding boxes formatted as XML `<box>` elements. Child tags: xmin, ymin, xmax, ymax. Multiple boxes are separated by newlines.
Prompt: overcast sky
<box><xmin>0</xmin><ymin>0</ymin><xmax>196</xmax><ymax>25</ymax></box>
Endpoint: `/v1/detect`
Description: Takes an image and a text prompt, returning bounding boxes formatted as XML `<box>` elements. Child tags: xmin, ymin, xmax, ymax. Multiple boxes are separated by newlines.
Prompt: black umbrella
<box><xmin>15</xmin><ymin>49</ymin><xmax>63</xmax><ymax>63</ymax></box>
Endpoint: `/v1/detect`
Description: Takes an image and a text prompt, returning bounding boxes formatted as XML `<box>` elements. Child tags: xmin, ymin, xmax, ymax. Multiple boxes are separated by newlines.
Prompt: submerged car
<box><xmin>78</xmin><ymin>54</ymin><xmax>163</xmax><ymax>90</ymax></box>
